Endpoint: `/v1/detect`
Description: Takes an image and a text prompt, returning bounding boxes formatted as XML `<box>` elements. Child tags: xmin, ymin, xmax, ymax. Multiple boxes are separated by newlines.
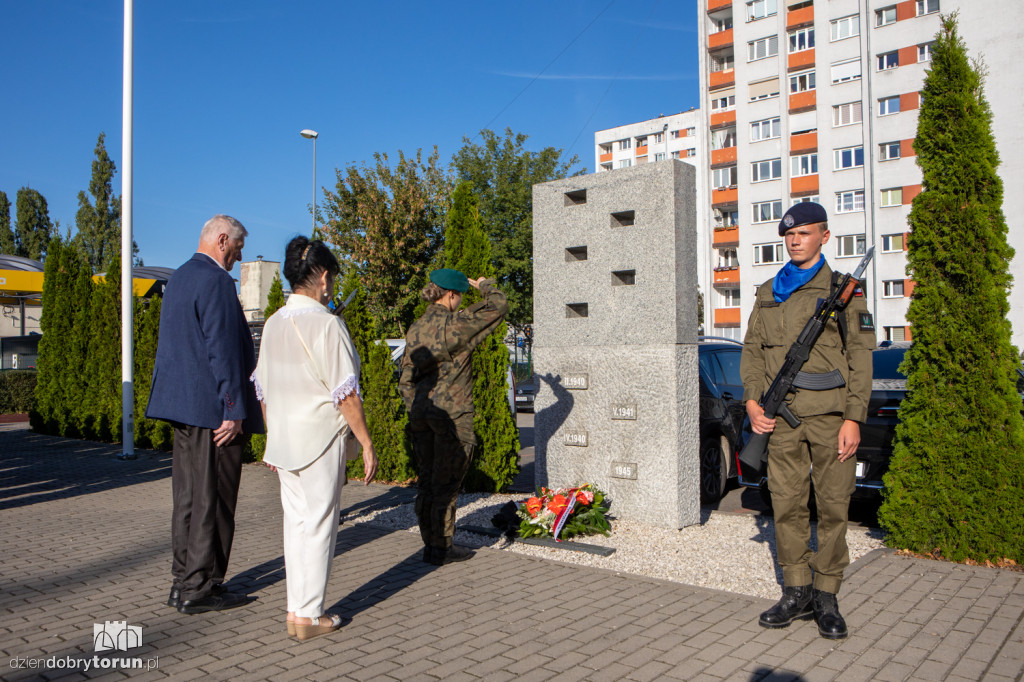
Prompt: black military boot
<box><xmin>759</xmin><ymin>585</ymin><xmax>814</xmax><ymax>628</ymax></box>
<box><xmin>429</xmin><ymin>544</ymin><xmax>474</xmax><ymax>566</ymax></box>
<box><xmin>812</xmin><ymin>589</ymin><xmax>848</xmax><ymax>639</ymax></box>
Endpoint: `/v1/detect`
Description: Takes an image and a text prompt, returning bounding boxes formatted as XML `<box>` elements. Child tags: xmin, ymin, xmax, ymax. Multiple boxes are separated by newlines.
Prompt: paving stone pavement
<box><xmin>1</xmin><ymin>429</ymin><xmax>1022</xmax><ymax>682</ymax></box>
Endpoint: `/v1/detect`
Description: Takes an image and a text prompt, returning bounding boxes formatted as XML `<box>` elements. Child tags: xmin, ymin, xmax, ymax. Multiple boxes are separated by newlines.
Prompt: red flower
<box><xmin>525</xmin><ymin>497</ymin><xmax>542</xmax><ymax>517</ymax></box>
<box><xmin>575</xmin><ymin>490</ymin><xmax>592</xmax><ymax>506</ymax></box>
<box><xmin>547</xmin><ymin>494</ymin><xmax>569</xmax><ymax>516</ymax></box>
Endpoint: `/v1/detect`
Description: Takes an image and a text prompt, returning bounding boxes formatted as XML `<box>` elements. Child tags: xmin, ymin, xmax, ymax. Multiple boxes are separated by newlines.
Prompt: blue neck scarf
<box><xmin>773</xmin><ymin>256</ymin><xmax>825</xmax><ymax>303</ymax></box>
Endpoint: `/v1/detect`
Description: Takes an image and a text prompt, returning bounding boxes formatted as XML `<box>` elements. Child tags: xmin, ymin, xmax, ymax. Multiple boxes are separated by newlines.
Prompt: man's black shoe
<box><xmin>166</xmin><ymin>587</ymin><xmax>181</xmax><ymax>608</ymax></box>
<box><xmin>759</xmin><ymin>585</ymin><xmax>814</xmax><ymax>628</ymax></box>
<box><xmin>177</xmin><ymin>591</ymin><xmax>253</xmax><ymax>614</ymax></box>
<box><xmin>812</xmin><ymin>589</ymin><xmax>848</xmax><ymax>639</ymax></box>
<box><xmin>428</xmin><ymin>544</ymin><xmax>474</xmax><ymax>566</ymax></box>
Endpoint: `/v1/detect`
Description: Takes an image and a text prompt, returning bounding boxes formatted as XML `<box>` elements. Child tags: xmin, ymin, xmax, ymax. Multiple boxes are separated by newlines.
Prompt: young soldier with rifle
<box><xmin>740</xmin><ymin>202</ymin><xmax>875</xmax><ymax>639</ymax></box>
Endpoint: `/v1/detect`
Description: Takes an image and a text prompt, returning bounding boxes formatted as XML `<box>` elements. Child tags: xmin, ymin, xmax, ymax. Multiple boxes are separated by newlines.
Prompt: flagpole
<box><xmin>119</xmin><ymin>0</ymin><xmax>136</xmax><ymax>460</ymax></box>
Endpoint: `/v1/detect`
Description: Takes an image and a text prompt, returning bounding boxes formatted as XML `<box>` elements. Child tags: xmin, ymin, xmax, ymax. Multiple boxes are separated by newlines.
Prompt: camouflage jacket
<box><xmin>399</xmin><ymin>280</ymin><xmax>508</xmax><ymax>421</ymax></box>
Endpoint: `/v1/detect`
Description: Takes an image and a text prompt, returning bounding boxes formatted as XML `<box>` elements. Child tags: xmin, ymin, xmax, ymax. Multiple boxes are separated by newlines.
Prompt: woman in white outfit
<box><xmin>251</xmin><ymin>236</ymin><xmax>378</xmax><ymax>641</ymax></box>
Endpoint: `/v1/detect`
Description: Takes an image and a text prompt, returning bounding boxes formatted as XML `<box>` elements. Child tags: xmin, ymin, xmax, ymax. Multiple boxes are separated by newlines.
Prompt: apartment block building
<box><xmin>696</xmin><ymin>0</ymin><xmax>1024</xmax><ymax>345</ymax></box>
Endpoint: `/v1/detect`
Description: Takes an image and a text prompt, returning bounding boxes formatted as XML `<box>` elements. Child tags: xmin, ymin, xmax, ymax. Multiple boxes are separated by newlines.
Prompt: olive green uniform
<box><xmin>399</xmin><ymin>281</ymin><xmax>508</xmax><ymax>551</ymax></box>
<box><xmin>741</xmin><ymin>263</ymin><xmax>873</xmax><ymax>593</ymax></box>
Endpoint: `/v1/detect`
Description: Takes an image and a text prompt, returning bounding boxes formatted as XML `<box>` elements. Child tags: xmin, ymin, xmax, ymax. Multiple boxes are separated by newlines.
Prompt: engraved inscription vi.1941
<box><xmin>611</xmin><ymin>403</ymin><xmax>637</xmax><ymax>420</ymax></box>
<box><xmin>610</xmin><ymin>461</ymin><xmax>638</xmax><ymax>480</ymax></box>
<box><xmin>562</xmin><ymin>374</ymin><xmax>589</xmax><ymax>390</ymax></box>
<box><xmin>563</xmin><ymin>430</ymin><xmax>589</xmax><ymax>447</ymax></box>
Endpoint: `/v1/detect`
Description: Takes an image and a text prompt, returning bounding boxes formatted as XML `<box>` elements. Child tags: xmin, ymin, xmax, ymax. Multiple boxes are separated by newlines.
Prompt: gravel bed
<box><xmin>341</xmin><ymin>492</ymin><xmax>885</xmax><ymax>600</ymax></box>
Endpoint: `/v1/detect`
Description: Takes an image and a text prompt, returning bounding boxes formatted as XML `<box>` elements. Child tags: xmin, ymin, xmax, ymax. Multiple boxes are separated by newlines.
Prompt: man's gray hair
<box><xmin>200</xmin><ymin>214</ymin><xmax>247</xmax><ymax>242</ymax></box>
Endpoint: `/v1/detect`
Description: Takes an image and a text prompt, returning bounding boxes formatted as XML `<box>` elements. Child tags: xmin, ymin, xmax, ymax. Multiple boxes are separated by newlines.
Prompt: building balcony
<box><xmin>712</xmin><ymin>226</ymin><xmax>739</xmax><ymax>247</ymax></box>
<box><xmin>898</xmin><ymin>46</ymin><xmax>917</xmax><ymax>66</ymax></box>
<box><xmin>788</xmin><ymin>89</ymin><xmax>816</xmax><ymax>113</ymax></box>
<box><xmin>790</xmin><ymin>131</ymin><xmax>817</xmax><ymax>153</ymax></box>
<box><xmin>904</xmin><ymin>279</ymin><xmax>916</xmax><ymax>297</ymax></box>
<box><xmin>599</xmin><ymin>152</ymin><xmax>612</xmax><ymax>163</ymax></box>
<box><xmin>707</xmin><ymin>0</ymin><xmax>731</xmax><ymax>12</ymax></box>
<box><xmin>636</xmin><ymin>145</ymin><xmax>648</xmax><ymax>155</ymax></box>
<box><xmin>713</xmin><ymin>266</ymin><xmax>740</xmax><ymax>285</ymax></box>
<box><xmin>708</xmin><ymin>29</ymin><xmax>733</xmax><ymax>50</ymax></box>
<box><xmin>788</xmin><ymin>49</ymin><xmax>815</xmax><ymax>72</ymax></box>
<box><xmin>714</xmin><ymin>307</ymin><xmax>742</xmax><ymax>327</ymax></box>
<box><xmin>709</xmin><ymin>69</ymin><xmax>735</xmax><ymax>90</ymax></box>
<box><xmin>711</xmin><ymin>187</ymin><xmax>738</xmax><ymax>206</ymax></box>
<box><xmin>710</xmin><ymin>109</ymin><xmax>736</xmax><ymax>128</ymax></box>
<box><xmin>903</xmin><ymin>184</ymin><xmax>922</xmax><ymax>203</ymax></box>
<box><xmin>900</xmin><ymin>139</ymin><xmax>916</xmax><ymax>158</ymax></box>
<box><xmin>711</xmin><ymin>147</ymin><xmax>737</xmax><ymax>166</ymax></box>
<box><xmin>900</xmin><ymin>92</ymin><xmax>920</xmax><ymax>111</ymax></box>
<box><xmin>786</xmin><ymin>4</ymin><xmax>813</xmax><ymax>28</ymax></box>
<box><xmin>896</xmin><ymin>0</ymin><xmax>916</xmax><ymax>21</ymax></box>
<box><xmin>791</xmin><ymin>174</ymin><xmax>819</xmax><ymax>196</ymax></box>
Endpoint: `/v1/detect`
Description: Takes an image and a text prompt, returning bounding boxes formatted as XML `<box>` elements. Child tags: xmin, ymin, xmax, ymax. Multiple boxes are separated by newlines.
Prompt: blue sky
<box><xmin>1</xmin><ymin>1</ymin><xmax>700</xmax><ymax>275</ymax></box>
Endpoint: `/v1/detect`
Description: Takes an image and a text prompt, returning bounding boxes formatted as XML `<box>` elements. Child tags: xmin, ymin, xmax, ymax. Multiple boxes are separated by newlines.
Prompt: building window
<box><xmin>747</xmin><ymin>0</ymin><xmax>778</xmax><ymax>22</ymax></box>
<box><xmin>836</xmin><ymin>233</ymin><xmax>867</xmax><ymax>257</ymax></box>
<box><xmin>686</xmin><ymin>147</ymin><xmax>696</xmax><ymax>156</ymax></box>
<box><xmin>876</xmin><ymin>6</ymin><xmax>897</xmax><ymax>26</ymax></box>
<box><xmin>835</xmin><ymin>190</ymin><xmax>865</xmax><ymax>214</ymax></box>
<box><xmin>880</xmin><ymin>187</ymin><xmax>904</xmax><ymax>207</ymax></box>
<box><xmin>753</xmin><ymin>242</ymin><xmax>785</xmax><ymax>265</ymax></box>
<box><xmin>752</xmin><ymin>200</ymin><xmax>783</xmax><ymax>223</ymax></box>
<box><xmin>718</xmin><ymin>248</ymin><xmax>739</xmax><ymax>268</ymax></box>
<box><xmin>751</xmin><ymin>158</ymin><xmax>783</xmax><ymax>183</ymax></box>
<box><xmin>711</xmin><ymin>93</ymin><xmax>736</xmax><ymax>112</ymax></box>
<box><xmin>670</xmin><ymin>150</ymin><xmax>680</xmax><ymax>159</ymax></box>
<box><xmin>882</xmin><ymin>233</ymin><xmax>905</xmax><ymax>252</ymax></box>
<box><xmin>713</xmin><ymin>166</ymin><xmax>738</xmax><ymax>189</ymax></box>
<box><xmin>830</xmin><ymin>14</ymin><xmax>859</xmax><ymax>41</ymax></box>
<box><xmin>717</xmin><ymin>209</ymin><xmax>739</xmax><ymax>226</ymax></box>
<box><xmin>653</xmin><ymin>132</ymin><xmax>664</xmax><ymax>144</ymax></box>
<box><xmin>790</xmin><ymin>70</ymin><xmax>816</xmax><ymax>93</ymax></box>
<box><xmin>712</xmin><ymin>128</ymin><xmax>737</xmax><ymax>150</ymax></box>
<box><xmin>830</xmin><ymin>59</ymin><xmax>862</xmax><ymax>84</ymax></box>
<box><xmin>877</xmin><ymin>51</ymin><xmax>899</xmax><ymax>71</ymax></box>
<box><xmin>713</xmin><ymin>16</ymin><xmax>734</xmax><ymax>32</ymax></box>
<box><xmin>883</xmin><ymin>280</ymin><xmax>905</xmax><ymax>298</ymax></box>
<box><xmin>917</xmin><ymin>0</ymin><xmax>939</xmax><ymax>16</ymax></box>
<box><xmin>750</xmin><ymin>117</ymin><xmax>781</xmax><ymax>142</ymax></box>
<box><xmin>792</xmin><ymin>195</ymin><xmax>820</xmax><ymax>205</ymax></box>
<box><xmin>885</xmin><ymin>326</ymin><xmax>907</xmax><ymax>342</ymax></box>
<box><xmin>791</xmin><ymin>153</ymin><xmax>818</xmax><ymax>177</ymax></box>
<box><xmin>616</xmin><ymin>159</ymin><xmax>632</xmax><ymax>169</ymax></box>
<box><xmin>636</xmin><ymin>136</ymin><xmax>648</xmax><ymax>147</ymax></box>
<box><xmin>619</xmin><ymin>138</ymin><xmax>632</xmax><ymax>150</ymax></box>
<box><xmin>711</xmin><ymin>53</ymin><xmax>736</xmax><ymax>72</ymax></box>
<box><xmin>834</xmin><ymin>146</ymin><xmax>864</xmax><ymax>170</ymax></box>
<box><xmin>879</xmin><ymin>96</ymin><xmax>901</xmax><ymax>116</ymax></box>
<box><xmin>687</xmin><ymin>127</ymin><xmax>696</xmax><ymax>136</ymax></box>
<box><xmin>879</xmin><ymin>141</ymin><xmax>901</xmax><ymax>161</ymax></box>
<box><xmin>720</xmin><ymin>288</ymin><xmax>742</xmax><ymax>307</ymax></box>
<box><xmin>654</xmin><ymin>152</ymin><xmax>666</xmax><ymax>162</ymax></box>
<box><xmin>748</xmin><ymin>35</ymin><xmax>779</xmax><ymax>62</ymax></box>
<box><xmin>833</xmin><ymin>101</ymin><xmax>863</xmax><ymax>126</ymax></box>
<box><xmin>918</xmin><ymin>42</ymin><xmax>934</xmax><ymax>62</ymax></box>
<box><xmin>789</xmin><ymin>28</ymin><xmax>815</xmax><ymax>53</ymax></box>
<box><xmin>749</xmin><ymin>77</ymin><xmax>781</xmax><ymax>101</ymax></box>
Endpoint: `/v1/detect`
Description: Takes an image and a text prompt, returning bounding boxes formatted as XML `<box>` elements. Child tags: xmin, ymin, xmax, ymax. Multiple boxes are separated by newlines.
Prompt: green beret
<box><xmin>429</xmin><ymin>268</ymin><xmax>469</xmax><ymax>292</ymax></box>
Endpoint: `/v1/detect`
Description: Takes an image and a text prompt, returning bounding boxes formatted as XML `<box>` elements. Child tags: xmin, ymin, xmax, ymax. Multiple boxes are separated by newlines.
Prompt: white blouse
<box><xmin>251</xmin><ymin>294</ymin><xmax>361</xmax><ymax>471</ymax></box>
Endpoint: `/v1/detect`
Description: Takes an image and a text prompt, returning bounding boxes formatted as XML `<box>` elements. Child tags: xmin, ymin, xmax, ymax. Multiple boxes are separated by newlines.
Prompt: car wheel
<box><xmin>700</xmin><ymin>438</ymin><xmax>728</xmax><ymax>504</ymax></box>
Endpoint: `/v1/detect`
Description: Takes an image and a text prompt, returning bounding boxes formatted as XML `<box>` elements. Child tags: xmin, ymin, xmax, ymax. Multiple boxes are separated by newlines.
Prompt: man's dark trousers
<box><xmin>171</xmin><ymin>425</ymin><xmax>246</xmax><ymax>601</ymax></box>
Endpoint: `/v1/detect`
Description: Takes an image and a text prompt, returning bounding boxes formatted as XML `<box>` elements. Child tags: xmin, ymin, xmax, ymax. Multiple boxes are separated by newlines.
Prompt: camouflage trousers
<box><xmin>409</xmin><ymin>417</ymin><xmax>475</xmax><ymax>550</ymax></box>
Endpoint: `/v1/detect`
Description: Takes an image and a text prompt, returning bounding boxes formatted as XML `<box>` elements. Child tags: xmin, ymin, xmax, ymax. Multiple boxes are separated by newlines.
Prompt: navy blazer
<box><xmin>146</xmin><ymin>254</ymin><xmax>264</xmax><ymax>433</ymax></box>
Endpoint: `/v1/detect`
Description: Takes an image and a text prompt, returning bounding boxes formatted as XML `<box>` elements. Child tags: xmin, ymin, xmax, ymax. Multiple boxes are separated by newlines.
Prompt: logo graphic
<box><xmin>783</xmin><ymin>214</ymin><xmax>795</xmax><ymax>227</ymax></box>
<box><xmin>93</xmin><ymin>622</ymin><xmax>142</xmax><ymax>652</ymax></box>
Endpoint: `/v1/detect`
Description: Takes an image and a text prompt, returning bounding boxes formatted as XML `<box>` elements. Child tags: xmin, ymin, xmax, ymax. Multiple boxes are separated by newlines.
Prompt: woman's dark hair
<box><xmin>283</xmin><ymin>236</ymin><xmax>340</xmax><ymax>290</ymax></box>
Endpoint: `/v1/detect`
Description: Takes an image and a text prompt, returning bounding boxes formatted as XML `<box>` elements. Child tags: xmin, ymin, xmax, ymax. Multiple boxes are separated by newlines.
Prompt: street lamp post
<box><xmin>300</xmin><ymin>129</ymin><xmax>319</xmax><ymax>235</ymax></box>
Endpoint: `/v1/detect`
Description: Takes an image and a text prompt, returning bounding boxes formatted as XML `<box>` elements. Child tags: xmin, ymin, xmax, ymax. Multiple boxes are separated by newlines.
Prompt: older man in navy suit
<box><xmin>147</xmin><ymin>214</ymin><xmax>264</xmax><ymax>614</ymax></box>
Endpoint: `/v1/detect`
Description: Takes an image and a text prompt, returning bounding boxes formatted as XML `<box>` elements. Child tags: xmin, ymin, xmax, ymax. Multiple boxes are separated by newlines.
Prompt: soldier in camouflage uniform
<box><xmin>399</xmin><ymin>268</ymin><xmax>508</xmax><ymax>565</ymax></box>
<box><xmin>741</xmin><ymin>202</ymin><xmax>874</xmax><ymax>639</ymax></box>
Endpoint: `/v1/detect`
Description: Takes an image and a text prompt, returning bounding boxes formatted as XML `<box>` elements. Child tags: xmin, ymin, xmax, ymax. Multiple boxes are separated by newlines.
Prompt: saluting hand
<box><xmin>467</xmin><ymin>277</ymin><xmax>486</xmax><ymax>290</ymax></box>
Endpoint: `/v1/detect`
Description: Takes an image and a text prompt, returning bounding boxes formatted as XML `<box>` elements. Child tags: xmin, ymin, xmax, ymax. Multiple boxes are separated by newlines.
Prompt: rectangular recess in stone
<box><xmin>565</xmin><ymin>245</ymin><xmax>588</xmax><ymax>262</ymax></box>
<box><xmin>563</xmin><ymin>429</ymin><xmax>589</xmax><ymax>447</ymax></box>
<box><xmin>610</xmin><ymin>210</ymin><xmax>635</xmax><ymax>227</ymax></box>
<box><xmin>610</xmin><ymin>461</ymin><xmax>638</xmax><ymax>479</ymax></box>
<box><xmin>563</xmin><ymin>189</ymin><xmax>587</xmax><ymax>206</ymax></box>
<box><xmin>611</xmin><ymin>403</ymin><xmax>637</xmax><ymax>420</ymax></box>
<box><xmin>565</xmin><ymin>303</ymin><xmax>589</xmax><ymax>318</ymax></box>
<box><xmin>611</xmin><ymin>269</ymin><xmax>636</xmax><ymax>286</ymax></box>
<box><xmin>562</xmin><ymin>374</ymin><xmax>589</xmax><ymax>390</ymax></box>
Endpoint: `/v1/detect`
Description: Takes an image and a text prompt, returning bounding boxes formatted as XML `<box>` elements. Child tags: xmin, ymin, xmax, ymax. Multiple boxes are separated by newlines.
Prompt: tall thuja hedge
<box><xmin>134</xmin><ymin>295</ymin><xmax>172</xmax><ymax>450</ymax></box>
<box><xmin>82</xmin><ymin>251</ymin><xmax>123</xmax><ymax>441</ymax></box>
<box><xmin>66</xmin><ymin>258</ymin><xmax>95</xmax><ymax>437</ymax></box>
<box><xmin>879</xmin><ymin>15</ymin><xmax>1024</xmax><ymax>563</ymax></box>
<box><xmin>445</xmin><ymin>181</ymin><xmax>519</xmax><ymax>492</ymax></box>
<box><xmin>32</xmin><ymin>237</ymin><xmax>72</xmax><ymax>434</ymax></box>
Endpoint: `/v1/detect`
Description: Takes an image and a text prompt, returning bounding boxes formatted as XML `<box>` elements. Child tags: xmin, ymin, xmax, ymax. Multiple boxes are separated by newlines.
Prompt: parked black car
<box><xmin>697</xmin><ymin>337</ymin><xmax>747</xmax><ymax>503</ymax></box>
<box><xmin>515</xmin><ymin>383</ymin><xmax>536</xmax><ymax>412</ymax></box>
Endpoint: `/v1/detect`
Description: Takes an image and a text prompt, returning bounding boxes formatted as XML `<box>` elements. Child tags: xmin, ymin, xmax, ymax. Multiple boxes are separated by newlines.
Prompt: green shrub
<box><xmin>0</xmin><ymin>370</ymin><xmax>38</xmax><ymax>413</ymax></box>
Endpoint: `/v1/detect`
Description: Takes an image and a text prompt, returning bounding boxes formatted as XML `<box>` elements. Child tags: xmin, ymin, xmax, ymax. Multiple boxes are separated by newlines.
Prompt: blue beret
<box><xmin>778</xmin><ymin>201</ymin><xmax>828</xmax><ymax>236</ymax></box>
<box><xmin>429</xmin><ymin>268</ymin><xmax>469</xmax><ymax>292</ymax></box>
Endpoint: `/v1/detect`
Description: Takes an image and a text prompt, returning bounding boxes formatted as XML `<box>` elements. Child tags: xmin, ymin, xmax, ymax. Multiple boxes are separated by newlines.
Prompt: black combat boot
<box><xmin>429</xmin><ymin>544</ymin><xmax>474</xmax><ymax>566</ymax></box>
<box><xmin>812</xmin><ymin>589</ymin><xmax>848</xmax><ymax>639</ymax></box>
<box><xmin>758</xmin><ymin>585</ymin><xmax>814</xmax><ymax>628</ymax></box>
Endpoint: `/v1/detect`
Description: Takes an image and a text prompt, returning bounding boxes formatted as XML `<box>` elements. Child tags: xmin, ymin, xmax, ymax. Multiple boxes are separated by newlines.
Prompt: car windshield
<box><xmin>872</xmin><ymin>347</ymin><xmax>907</xmax><ymax>380</ymax></box>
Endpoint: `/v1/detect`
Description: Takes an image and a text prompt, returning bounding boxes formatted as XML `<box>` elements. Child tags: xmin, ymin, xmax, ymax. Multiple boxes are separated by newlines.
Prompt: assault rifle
<box><xmin>330</xmin><ymin>287</ymin><xmax>359</xmax><ymax>317</ymax></box>
<box><xmin>738</xmin><ymin>247</ymin><xmax>874</xmax><ymax>473</ymax></box>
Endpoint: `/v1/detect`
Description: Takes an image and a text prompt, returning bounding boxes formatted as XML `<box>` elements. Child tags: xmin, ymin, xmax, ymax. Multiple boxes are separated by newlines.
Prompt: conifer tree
<box><xmin>879</xmin><ymin>14</ymin><xmax>1024</xmax><ymax>563</ymax></box>
<box><xmin>264</xmin><ymin>271</ymin><xmax>286</xmax><ymax>319</ymax></box>
<box><xmin>339</xmin><ymin>269</ymin><xmax>373</xmax><ymax>361</ymax></box>
<box><xmin>74</xmin><ymin>133</ymin><xmax>123</xmax><ymax>272</ymax></box>
<box><xmin>84</xmin><ymin>250</ymin><xmax>122</xmax><ymax>440</ymax></box>
<box><xmin>31</xmin><ymin>237</ymin><xmax>68</xmax><ymax>433</ymax></box>
<box><xmin>14</xmin><ymin>188</ymin><xmax>53</xmax><ymax>261</ymax></box>
<box><xmin>0</xmin><ymin>191</ymin><xmax>14</xmax><ymax>254</ymax></box>
<box><xmin>444</xmin><ymin>181</ymin><xmax>519</xmax><ymax>492</ymax></box>
<box><xmin>134</xmin><ymin>295</ymin><xmax>171</xmax><ymax>449</ymax></box>
<box><xmin>66</xmin><ymin>256</ymin><xmax>94</xmax><ymax>437</ymax></box>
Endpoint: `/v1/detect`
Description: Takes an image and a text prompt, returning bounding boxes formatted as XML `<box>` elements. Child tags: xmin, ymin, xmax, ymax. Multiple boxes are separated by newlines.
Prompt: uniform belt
<box><xmin>791</xmin><ymin>369</ymin><xmax>846</xmax><ymax>391</ymax></box>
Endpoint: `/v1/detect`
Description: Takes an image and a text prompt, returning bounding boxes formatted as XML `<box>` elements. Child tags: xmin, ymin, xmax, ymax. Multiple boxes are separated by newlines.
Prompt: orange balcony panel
<box><xmin>905</xmin><ymin>325</ymin><xmax>913</xmax><ymax>341</ymax></box>
<box><xmin>709</xmin><ymin>70</ymin><xmax>735</xmax><ymax>90</ymax></box>
<box><xmin>711</xmin><ymin>147</ymin><xmax>737</xmax><ymax>166</ymax></box>
<box><xmin>904</xmin><ymin>279</ymin><xmax>916</xmax><ymax>298</ymax></box>
<box><xmin>786</xmin><ymin>5</ymin><xmax>814</xmax><ymax>28</ymax></box>
<box><xmin>709</xmin><ymin>29</ymin><xmax>733</xmax><ymax>50</ymax></box>
<box><xmin>790</xmin><ymin>131</ymin><xmax>817</xmax><ymax>154</ymax></box>
<box><xmin>707</xmin><ymin>0</ymin><xmax>731</xmax><ymax>12</ymax></box>
<box><xmin>714</xmin><ymin>307</ymin><xmax>742</xmax><ymax>327</ymax></box>
<box><xmin>898</xmin><ymin>46</ymin><xmax>917</xmax><ymax>67</ymax></box>
<box><xmin>637</xmin><ymin>145</ymin><xmax>649</xmax><ymax>155</ymax></box>
<box><xmin>900</xmin><ymin>139</ymin><xmax>916</xmax><ymax>157</ymax></box>
<box><xmin>710</xmin><ymin>110</ymin><xmax>736</xmax><ymax>128</ymax></box>
<box><xmin>713</xmin><ymin>226</ymin><xmax>739</xmax><ymax>247</ymax></box>
<box><xmin>904</xmin><ymin>232</ymin><xmax>911</xmax><ymax>251</ymax></box>
<box><xmin>900</xmin><ymin>92</ymin><xmax>920</xmax><ymax>111</ymax></box>
<box><xmin>599</xmin><ymin>152</ymin><xmax>612</xmax><ymax>163</ymax></box>
<box><xmin>788</xmin><ymin>49</ymin><xmax>815</xmax><ymax>72</ymax></box>
<box><xmin>903</xmin><ymin>184</ymin><xmax>922</xmax><ymax>203</ymax></box>
<box><xmin>714</xmin><ymin>268</ymin><xmax>740</xmax><ymax>285</ymax></box>
<box><xmin>712</xmin><ymin>188</ymin><xmax>738</xmax><ymax>206</ymax></box>
<box><xmin>788</xmin><ymin>89</ymin><xmax>816</xmax><ymax>113</ymax></box>
<box><xmin>896</xmin><ymin>0</ymin><xmax>915</xmax><ymax>22</ymax></box>
<box><xmin>790</xmin><ymin>174</ymin><xmax>819</xmax><ymax>196</ymax></box>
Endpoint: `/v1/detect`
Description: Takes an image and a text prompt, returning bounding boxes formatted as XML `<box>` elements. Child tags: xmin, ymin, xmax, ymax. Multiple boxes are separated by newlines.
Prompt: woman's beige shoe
<box><xmin>294</xmin><ymin>614</ymin><xmax>342</xmax><ymax>641</ymax></box>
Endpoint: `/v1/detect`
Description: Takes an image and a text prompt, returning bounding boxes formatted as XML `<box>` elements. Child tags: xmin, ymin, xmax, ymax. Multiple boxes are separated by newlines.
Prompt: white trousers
<box><xmin>277</xmin><ymin>435</ymin><xmax>345</xmax><ymax>618</ymax></box>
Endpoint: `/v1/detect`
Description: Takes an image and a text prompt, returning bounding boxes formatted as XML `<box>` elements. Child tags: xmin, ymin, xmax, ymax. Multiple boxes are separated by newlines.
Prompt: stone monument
<box><xmin>532</xmin><ymin>160</ymin><xmax>700</xmax><ymax>529</ymax></box>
